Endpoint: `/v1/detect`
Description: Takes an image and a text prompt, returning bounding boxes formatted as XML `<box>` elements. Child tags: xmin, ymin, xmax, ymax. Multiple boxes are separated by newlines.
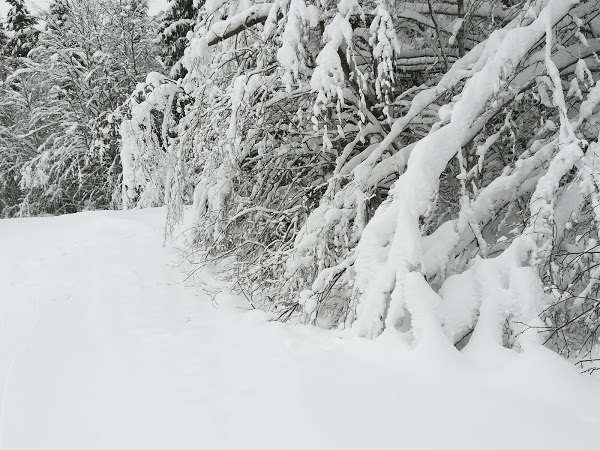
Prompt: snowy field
<box><xmin>1</xmin><ymin>208</ymin><xmax>599</xmax><ymax>450</ymax></box>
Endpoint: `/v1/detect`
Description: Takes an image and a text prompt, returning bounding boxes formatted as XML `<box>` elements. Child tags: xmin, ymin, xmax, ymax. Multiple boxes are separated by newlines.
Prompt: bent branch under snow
<box><xmin>206</xmin><ymin>4</ymin><xmax>274</xmax><ymax>47</ymax></box>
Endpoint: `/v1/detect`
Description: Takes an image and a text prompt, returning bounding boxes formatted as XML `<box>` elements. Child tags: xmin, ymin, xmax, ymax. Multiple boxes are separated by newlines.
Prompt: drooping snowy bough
<box><xmin>122</xmin><ymin>0</ymin><xmax>600</xmax><ymax>369</ymax></box>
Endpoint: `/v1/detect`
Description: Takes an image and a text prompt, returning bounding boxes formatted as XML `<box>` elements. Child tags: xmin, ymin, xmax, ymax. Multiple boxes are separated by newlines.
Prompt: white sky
<box><xmin>0</xmin><ymin>0</ymin><xmax>168</xmax><ymax>19</ymax></box>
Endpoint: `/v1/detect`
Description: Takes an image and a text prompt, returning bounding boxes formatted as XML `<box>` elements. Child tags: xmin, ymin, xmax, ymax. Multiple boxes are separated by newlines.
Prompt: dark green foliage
<box><xmin>157</xmin><ymin>0</ymin><xmax>201</xmax><ymax>76</ymax></box>
<box><xmin>2</xmin><ymin>0</ymin><xmax>39</xmax><ymax>57</ymax></box>
<box><xmin>47</xmin><ymin>0</ymin><xmax>71</xmax><ymax>32</ymax></box>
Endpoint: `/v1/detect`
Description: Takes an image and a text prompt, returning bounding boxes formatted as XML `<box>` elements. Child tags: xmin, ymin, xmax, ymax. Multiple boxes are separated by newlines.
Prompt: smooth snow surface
<box><xmin>1</xmin><ymin>208</ymin><xmax>599</xmax><ymax>450</ymax></box>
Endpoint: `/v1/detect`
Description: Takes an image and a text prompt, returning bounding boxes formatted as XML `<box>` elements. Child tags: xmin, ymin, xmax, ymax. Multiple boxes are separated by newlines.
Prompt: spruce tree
<box><xmin>4</xmin><ymin>0</ymin><xmax>38</xmax><ymax>58</ymax></box>
<box><xmin>46</xmin><ymin>0</ymin><xmax>70</xmax><ymax>33</ymax></box>
<box><xmin>157</xmin><ymin>0</ymin><xmax>201</xmax><ymax>77</ymax></box>
<box><xmin>0</xmin><ymin>22</ymin><xmax>8</xmax><ymax>49</ymax></box>
<box><xmin>0</xmin><ymin>23</ymin><xmax>8</xmax><ymax>79</ymax></box>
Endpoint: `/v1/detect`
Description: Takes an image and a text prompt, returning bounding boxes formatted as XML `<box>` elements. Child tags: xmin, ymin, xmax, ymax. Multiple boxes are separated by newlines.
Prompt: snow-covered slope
<box><xmin>1</xmin><ymin>208</ymin><xmax>599</xmax><ymax>450</ymax></box>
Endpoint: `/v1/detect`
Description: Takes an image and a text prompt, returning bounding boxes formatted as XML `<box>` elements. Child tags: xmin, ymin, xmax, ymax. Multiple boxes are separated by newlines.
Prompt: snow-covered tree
<box><xmin>2</xmin><ymin>0</ymin><xmax>39</xmax><ymax>58</ymax></box>
<box><xmin>0</xmin><ymin>0</ymin><xmax>160</xmax><ymax>216</ymax></box>
<box><xmin>119</xmin><ymin>0</ymin><xmax>203</xmax><ymax>216</ymax></box>
<box><xmin>0</xmin><ymin>19</ymin><xmax>10</xmax><ymax>81</ymax></box>
<box><xmin>0</xmin><ymin>0</ymin><xmax>40</xmax><ymax>215</ymax></box>
<box><xmin>119</xmin><ymin>72</ymin><xmax>182</xmax><ymax>210</ymax></box>
<box><xmin>117</xmin><ymin>0</ymin><xmax>600</xmax><ymax>368</ymax></box>
<box><xmin>0</xmin><ymin>21</ymin><xmax>8</xmax><ymax>53</ymax></box>
<box><xmin>157</xmin><ymin>0</ymin><xmax>201</xmax><ymax>76</ymax></box>
<box><xmin>46</xmin><ymin>0</ymin><xmax>70</xmax><ymax>32</ymax></box>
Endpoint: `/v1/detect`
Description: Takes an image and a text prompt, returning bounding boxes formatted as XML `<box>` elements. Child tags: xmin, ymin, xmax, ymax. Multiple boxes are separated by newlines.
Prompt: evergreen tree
<box><xmin>0</xmin><ymin>21</ymin><xmax>9</xmax><ymax>80</ymax></box>
<box><xmin>0</xmin><ymin>22</ymin><xmax>7</xmax><ymax>48</ymax></box>
<box><xmin>157</xmin><ymin>0</ymin><xmax>200</xmax><ymax>77</ymax></box>
<box><xmin>3</xmin><ymin>0</ymin><xmax>38</xmax><ymax>58</ymax></box>
<box><xmin>46</xmin><ymin>0</ymin><xmax>70</xmax><ymax>32</ymax></box>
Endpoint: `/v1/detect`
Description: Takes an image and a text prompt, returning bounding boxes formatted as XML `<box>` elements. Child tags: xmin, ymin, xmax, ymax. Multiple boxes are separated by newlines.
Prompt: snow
<box><xmin>1</xmin><ymin>208</ymin><xmax>600</xmax><ymax>450</ymax></box>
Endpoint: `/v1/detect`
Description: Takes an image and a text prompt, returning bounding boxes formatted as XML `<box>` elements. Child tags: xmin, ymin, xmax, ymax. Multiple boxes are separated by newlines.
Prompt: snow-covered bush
<box><xmin>121</xmin><ymin>73</ymin><xmax>177</xmax><ymax>210</ymax></box>
<box><xmin>124</xmin><ymin>0</ymin><xmax>600</xmax><ymax>367</ymax></box>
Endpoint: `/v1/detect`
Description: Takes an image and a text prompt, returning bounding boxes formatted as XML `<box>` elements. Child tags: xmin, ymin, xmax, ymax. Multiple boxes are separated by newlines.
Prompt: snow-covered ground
<box><xmin>1</xmin><ymin>208</ymin><xmax>599</xmax><ymax>450</ymax></box>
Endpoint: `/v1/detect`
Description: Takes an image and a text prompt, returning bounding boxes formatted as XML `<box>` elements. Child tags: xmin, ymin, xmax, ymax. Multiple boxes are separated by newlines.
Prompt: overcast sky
<box><xmin>0</xmin><ymin>0</ymin><xmax>168</xmax><ymax>19</ymax></box>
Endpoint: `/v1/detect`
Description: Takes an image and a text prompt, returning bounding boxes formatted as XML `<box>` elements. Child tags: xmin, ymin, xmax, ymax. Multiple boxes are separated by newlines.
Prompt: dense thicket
<box><xmin>118</xmin><ymin>0</ymin><xmax>600</xmax><ymax>370</ymax></box>
<box><xmin>0</xmin><ymin>0</ymin><xmax>159</xmax><ymax>216</ymax></box>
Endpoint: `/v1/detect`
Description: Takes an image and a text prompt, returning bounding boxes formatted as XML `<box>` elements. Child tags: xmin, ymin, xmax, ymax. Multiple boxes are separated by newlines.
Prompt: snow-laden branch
<box><xmin>403</xmin><ymin>1</ymin><xmax>512</xmax><ymax>20</ymax></box>
<box><xmin>148</xmin><ymin>0</ymin><xmax>600</xmax><ymax>365</ymax></box>
<box><xmin>350</xmin><ymin>0</ymin><xmax>579</xmax><ymax>340</ymax></box>
<box><xmin>206</xmin><ymin>3</ymin><xmax>274</xmax><ymax>47</ymax></box>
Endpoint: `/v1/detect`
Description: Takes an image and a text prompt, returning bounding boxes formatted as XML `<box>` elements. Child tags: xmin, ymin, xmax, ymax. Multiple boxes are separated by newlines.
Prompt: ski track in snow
<box><xmin>1</xmin><ymin>208</ymin><xmax>599</xmax><ymax>450</ymax></box>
